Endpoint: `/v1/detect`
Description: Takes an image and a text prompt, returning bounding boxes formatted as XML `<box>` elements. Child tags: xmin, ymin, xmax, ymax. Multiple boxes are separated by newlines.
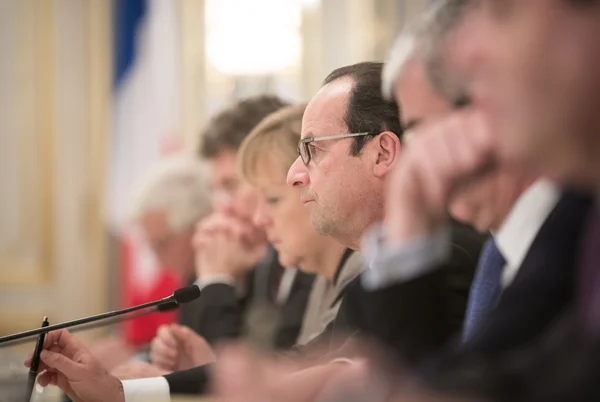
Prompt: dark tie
<box><xmin>462</xmin><ymin>237</ymin><xmax>505</xmax><ymax>341</ymax></box>
<box><xmin>579</xmin><ymin>205</ymin><xmax>600</xmax><ymax>336</ymax></box>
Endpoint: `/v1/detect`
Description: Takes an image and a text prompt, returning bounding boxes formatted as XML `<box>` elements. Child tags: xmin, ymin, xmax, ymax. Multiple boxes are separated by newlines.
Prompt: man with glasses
<box><xmin>286</xmin><ymin>62</ymin><xmax>481</xmax><ymax>352</ymax></box>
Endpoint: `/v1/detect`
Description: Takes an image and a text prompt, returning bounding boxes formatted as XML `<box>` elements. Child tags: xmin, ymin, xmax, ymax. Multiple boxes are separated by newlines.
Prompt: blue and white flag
<box><xmin>108</xmin><ymin>0</ymin><xmax>182</xmax><ymax>235</ymax></box>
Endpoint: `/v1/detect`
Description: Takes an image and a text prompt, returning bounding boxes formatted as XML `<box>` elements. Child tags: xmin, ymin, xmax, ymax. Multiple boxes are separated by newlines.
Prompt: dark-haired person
<box><xmin>286</xmin><ymin>61</ymin><xmax>482</xmax><ymax>353</ymax></box>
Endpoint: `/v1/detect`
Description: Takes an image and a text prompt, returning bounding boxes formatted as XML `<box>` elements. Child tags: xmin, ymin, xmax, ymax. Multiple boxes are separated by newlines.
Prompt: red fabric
<box><xmin>120</xmin><ymin>237</ymin><xmax>180</xmax><ymax>347</ymax></box>
<box><xmin>122</xmin><ymin>273</ymin><xmax>180</xmax><ymax>347</ymax></box>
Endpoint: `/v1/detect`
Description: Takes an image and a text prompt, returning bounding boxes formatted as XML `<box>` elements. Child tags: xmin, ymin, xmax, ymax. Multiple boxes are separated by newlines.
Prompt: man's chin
<box><xmin>310</xmin><ymin>216</ymin><xmax>331</xmax><ymax>237</ymax></box>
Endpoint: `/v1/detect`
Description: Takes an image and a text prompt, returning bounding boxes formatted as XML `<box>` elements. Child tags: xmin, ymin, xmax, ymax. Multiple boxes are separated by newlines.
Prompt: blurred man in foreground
<box><xmin>354</xmin><ymin>0</ymin><xmax>600</xmax><ymax>400</ymax></box>
<box><xmin>350</xmin><ymin>0</ymin><xmax>590</xmax><ymax>361</ymax></box>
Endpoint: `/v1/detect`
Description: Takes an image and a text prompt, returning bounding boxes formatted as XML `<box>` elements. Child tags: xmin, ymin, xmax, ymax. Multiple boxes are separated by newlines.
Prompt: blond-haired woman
<box><xmin>238</xmin><ymin>104</ymin><xmax>364</xmax><ymax>345</ymax></box>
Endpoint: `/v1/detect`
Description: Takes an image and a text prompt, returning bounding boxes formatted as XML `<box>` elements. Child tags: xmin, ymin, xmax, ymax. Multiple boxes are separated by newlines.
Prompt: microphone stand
<box><xmin>0</xmin><ymin>285</ymin><xmax>200</xmax><ymax>345</ymax></box>
<box><xmin>0</xmin><ymin>302</ymin><xmax>179</xmax><ymax>348</ymax></box>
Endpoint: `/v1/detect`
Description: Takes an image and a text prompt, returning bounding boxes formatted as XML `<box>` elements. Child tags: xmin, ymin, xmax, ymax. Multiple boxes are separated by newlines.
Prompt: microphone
<box><xmin>0</xmin><ymin>301</ymin><xmax>181</xmax><ymax>348</ymax></box>
<box><xmin>0</xmin><ymin>285</ymin><xmax>201</xmax><ymax>344</ymax></box>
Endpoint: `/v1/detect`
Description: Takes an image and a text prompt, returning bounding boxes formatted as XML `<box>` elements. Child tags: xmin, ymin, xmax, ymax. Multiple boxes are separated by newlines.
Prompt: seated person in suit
<box><xmin>89</xmin><ymin>155</ymin><xmax>212</xmax><ymax>372</ymax></box>
<box><xmin>147</xmin><ymin>105</ymin><xmax>365</xmax><ymax>373</ymax></box>
<box><xmin>349</xmin><ymin>0</ymin><xmax>570</xmax><ymax>356</ymax></box>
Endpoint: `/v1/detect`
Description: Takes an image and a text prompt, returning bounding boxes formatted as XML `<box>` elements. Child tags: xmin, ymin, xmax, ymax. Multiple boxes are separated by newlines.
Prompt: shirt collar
<box><xmin>333</xmin><ymin>248</ymin><xmax>355</xmax><ymax>286</ymax></box>
<box><xmin>495</xmin><ymin>179</ymin><xmax>560</xmax><ymax>284</ymax></box>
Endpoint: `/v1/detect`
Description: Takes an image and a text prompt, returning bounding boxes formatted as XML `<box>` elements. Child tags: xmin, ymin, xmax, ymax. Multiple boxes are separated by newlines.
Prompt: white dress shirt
<box><xmin>362</xmin><ymin>179</ymin><xmax>560</xmax><ymax>290</ymax></box>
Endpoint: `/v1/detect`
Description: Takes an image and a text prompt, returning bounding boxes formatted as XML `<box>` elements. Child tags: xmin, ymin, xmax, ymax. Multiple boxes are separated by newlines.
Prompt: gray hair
<box><xmin>130</xmin><ymin>154</ymin><xmax>212</xmax><ymax>232</ymax></box>
<box><xmin>382</xmin><ymin>0</ymin><xmax>470</xmax><ymax>102</ymax></box>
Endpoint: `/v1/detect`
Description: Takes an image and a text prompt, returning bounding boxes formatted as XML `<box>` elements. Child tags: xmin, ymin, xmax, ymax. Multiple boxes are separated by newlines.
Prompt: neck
<box><xmin>302</xmin><ymin>240</ymin><xmax>348</xmax><ymax>281</ymax></box>
<box><xmin>490</xmin><ymin>175</ymin><xmax>538</xmax><ymax>232</ymax></box>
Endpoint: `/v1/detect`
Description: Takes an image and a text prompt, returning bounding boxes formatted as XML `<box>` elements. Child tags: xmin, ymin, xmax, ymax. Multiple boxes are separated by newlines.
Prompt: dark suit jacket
<box><xmin>343</xmin><ymin>220</ymin><xmax>485</xmax><ymax>365</ymax></box>
<box><xmin>182</xmin><ymin>248</ymin><xmax>314</xmax><ymax>349</ymax></box>
<box><xmin>452</xmin><ymin>191</ymin><xmax>592</xmax><ymax>357</ymax></box>
<box><xmin>432</xmin><ymin>310</ymin><xmax>600</xmax><ymax>402</ymax></box>
<box><xmin>164</xmin><ymin>250</ymin><xmax>365</xmax><ymax>394</ymax></box>
<box><xmin>432</xmin><ymin>192</ymin><xmax>598</xmax><ymax>402</ymax></box>
<box><xmin>164</xmin><ymin>251</ymin><xmax>315</xmax><ymax>394</ymax></box>
<box><xmin>361</xmin><ymin>192</ymin><xmax>595</xmax><ymax>401</ymax></box>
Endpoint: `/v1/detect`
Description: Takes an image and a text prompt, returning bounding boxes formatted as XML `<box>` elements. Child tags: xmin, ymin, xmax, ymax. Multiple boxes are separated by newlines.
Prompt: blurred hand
<box><xmin>193</xmin><ymin>211</ymin><xmax>266</xmax><ymax>278</ymax></box>
<box><xmin>385</xmin><ymin>111</ymin><xmax>496</xmax><ymax>245</ymax></box>
<box><xmin>24</xmin><ymin>329</ymin><xmax>124</xmax><ymax>402</ymax></box>
<box><xmin>213</xmin><ymin>345</ymin><xmax>353</xmax><ymax>402</ymax></box>
<box><xmin>88</xmin><ymin>335</ymin><xmax>134</xmax><ymax>371</ymax></box>
<box><xmin>111</xmin><ymin>361</ymin><xmax>169</xmax><ymax>380</ymax></box>
<box><xmin>150</xmin><ymin>324</ymin><xmax>216</xmax><ymax>371</ymax></box>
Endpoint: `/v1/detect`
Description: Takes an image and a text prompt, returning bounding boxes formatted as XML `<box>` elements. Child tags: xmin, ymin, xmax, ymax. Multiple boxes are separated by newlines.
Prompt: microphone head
<box><xmin>173</xmin><ymin>285</ymin><xmax>201</xmax><ymax>304</ymax></box>
<box><xmin>157</xmin><ymin>301</ymin><xmax>180</xmax><ymax>312</ymax></box>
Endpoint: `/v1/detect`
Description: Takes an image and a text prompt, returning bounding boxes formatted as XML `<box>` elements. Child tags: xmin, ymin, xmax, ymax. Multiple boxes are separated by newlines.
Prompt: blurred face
<box><xmin>287</xmin><ymin>78</ymin><xmax>384</xmax><ymax>248</ymax></box>
<box><xmin>395</xmin><ymin>59</ymin><xmax>523</xmax><ymax>231</ymax></box>
<box><xmin>448</xmin><ymin>0</ymin><xmax>600</xmax><ymax>186</ymax></box>
<box><xmin>210</xmin><ymin>148</ymin><xmax>259</xmax><ymax>219</ymax></box>
<box><xmin>139</xmin><ymin>210</ymin><xmax>194</xmax><ymax>274</ymax></box>
<box><xmin>252</xmin><ymin>159</ymin><xmax>326</xmax><ymax>271</ymax></box>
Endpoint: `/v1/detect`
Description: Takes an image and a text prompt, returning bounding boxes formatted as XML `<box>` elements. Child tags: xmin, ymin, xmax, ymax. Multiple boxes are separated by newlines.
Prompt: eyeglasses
<box><xmin>297</xmin><ymin>132</ymin><xmax>375</xmax><ymax>165</ymax></box>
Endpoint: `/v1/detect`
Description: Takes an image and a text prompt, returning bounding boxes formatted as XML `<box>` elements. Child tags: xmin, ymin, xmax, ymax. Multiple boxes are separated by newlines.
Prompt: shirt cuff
<box><xmin>360</xmin><ymin>223</ymin><xmax>451</xmax><ymax>290</ymax></box>
<box><xmin>122</xmin><ymin>377</ymin><xmax>171</xmax><ymax>402</ymax></box>
<box><xmin>195</xmin><ymin>275</ymin><xmax>235</xmax><ymax>290</ymax></box>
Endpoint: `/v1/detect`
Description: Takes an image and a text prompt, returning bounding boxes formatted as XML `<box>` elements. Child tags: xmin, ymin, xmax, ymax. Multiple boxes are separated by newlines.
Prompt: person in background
<box><xmin>89</xmin><ymin>155</ymin><xmax>212</xmax><ymax>372</ymax></box>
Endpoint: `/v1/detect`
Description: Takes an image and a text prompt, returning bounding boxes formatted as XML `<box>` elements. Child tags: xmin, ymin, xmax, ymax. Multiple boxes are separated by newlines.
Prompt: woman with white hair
<box><xmin>91</xmin><ymin>154</ymin><xmax>212</xmax><ymax>372</ymax></box>
<box><xmin>130</xmin><ymin>154</ymin><xmax>212</xmax><ymax>278</ymax></box>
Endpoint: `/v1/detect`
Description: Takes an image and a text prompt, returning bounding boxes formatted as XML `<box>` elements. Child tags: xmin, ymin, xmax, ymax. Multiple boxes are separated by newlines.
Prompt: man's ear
<box><xmin>372</xmin><ymin>131</ymin><xmax>401</xmax><ymax>179</ymax></box>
